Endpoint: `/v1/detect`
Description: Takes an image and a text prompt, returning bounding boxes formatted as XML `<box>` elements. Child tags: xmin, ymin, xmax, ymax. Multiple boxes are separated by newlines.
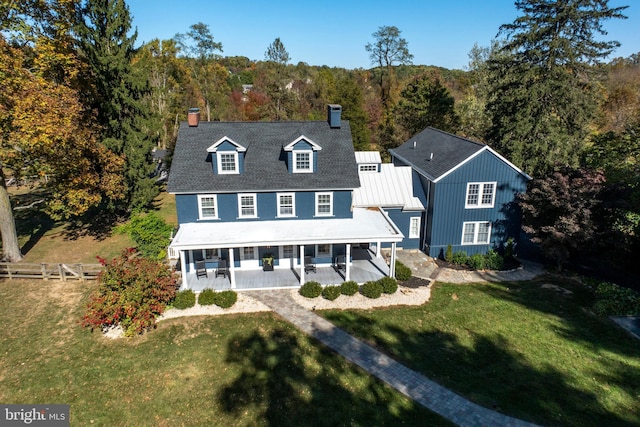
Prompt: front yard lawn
<box><xmin>322</xmin><ymin>279</ymin><xmax>640</xmax><ymax>427</ymax></box>
<box><xmin>0</xmin><ymin>279</ymin><xmax>450</xmax><ymax>426</ymax></box>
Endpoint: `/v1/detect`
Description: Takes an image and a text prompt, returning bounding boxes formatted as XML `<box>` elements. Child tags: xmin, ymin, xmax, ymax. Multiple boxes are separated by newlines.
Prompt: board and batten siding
<box><xmin>380</xmin><ymin>208</ymin><xmax>422</xmax><ymax>249</ymax></box>
<box><xmin>428</xmin><ymin>150</ymin><xmax>529</xmax><ymax>258</ymax></box>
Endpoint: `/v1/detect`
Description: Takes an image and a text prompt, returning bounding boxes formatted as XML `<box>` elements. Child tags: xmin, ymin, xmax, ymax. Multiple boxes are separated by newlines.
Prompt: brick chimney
<box><xmin>327</xmin><ymin>104</ymin><xmax>342</xmax><ymax>129</ymax></box>
<box><xmin>187</xmin><ymin>108</ymin><xmax>200</xmax><ymax>127</ymax></box>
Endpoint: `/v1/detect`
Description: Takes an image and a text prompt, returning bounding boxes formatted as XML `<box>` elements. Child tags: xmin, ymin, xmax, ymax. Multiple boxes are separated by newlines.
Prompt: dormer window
<box><xmin>294</xmin><ymin>151</ymin><xmax>312</xmax><ymax>173</ymax></box>
<box><xmin>207</xmin><ymin>136</ymin><xmax>246</xmax><ymax>175</ymax></box>
<box><xmin>218</xmin><ymin>152</ymin><xmax>238</xmax><ymax>174</ymax></box>
<box><xmin>284</xmin><ymin>135</ymin><xmax>322</xmax><ymax>174</ymax></box>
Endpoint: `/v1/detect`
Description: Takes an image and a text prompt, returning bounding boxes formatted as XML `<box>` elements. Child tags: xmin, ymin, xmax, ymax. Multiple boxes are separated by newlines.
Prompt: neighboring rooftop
<box><xmin>168</xmin><ymin>120</ymin><xmax>360</xmax><ymax>194</ymax></box>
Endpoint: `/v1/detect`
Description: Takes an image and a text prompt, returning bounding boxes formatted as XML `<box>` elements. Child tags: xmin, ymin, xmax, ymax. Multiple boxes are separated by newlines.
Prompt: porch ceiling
<box><xmin>170</xmin><ymin>207</ymin><xmax>403</xmax><ymax>250</ymax></box>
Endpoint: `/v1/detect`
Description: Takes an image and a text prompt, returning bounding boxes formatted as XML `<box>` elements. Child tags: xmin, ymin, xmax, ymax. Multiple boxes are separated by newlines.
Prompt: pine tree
<box><xmin>486</xmin><ymin>0</ymin><xmax>627</xmax><ymax>177</ymax></box>
<box><xmin>74</xmin><ymin>0</ymin><xmax>158</xmax><ymax>211</ymax></box>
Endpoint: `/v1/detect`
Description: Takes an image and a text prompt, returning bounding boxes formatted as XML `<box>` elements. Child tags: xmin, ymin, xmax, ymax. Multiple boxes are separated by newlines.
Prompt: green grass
<box><xmin>322</xmin><ymin>278</ymin><xmax>640</xmax><ymax>427</ymax></box>
<box><xmin>0</xmin><ymin>280</ymin><xmax>452</xmax><ymax>426</ymax></box>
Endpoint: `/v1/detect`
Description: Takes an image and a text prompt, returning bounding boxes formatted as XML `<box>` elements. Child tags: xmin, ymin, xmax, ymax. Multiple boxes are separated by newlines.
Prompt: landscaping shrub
<box><xmin>214</xmin><ymin>290</ymin><xmax>237</xmax><ymax>308</ymax></box>
<box><xmin>172</xmin><ymin>289</ymin><xmax>196</xmax><ymax>310</ymax></box>
<box><xmin>115</xmin><ymin>212</ymin><xmax>173</xmax><ymax>260</ymax></box>
<box><xmin>322</xmin><ymin>285</ymin><xmax>341</xmax><ymax>301</ymax></box>
<box><xmin>198</xmin><ymin>288</ymin><xmax>216</xmax><ymax>306</ymax></box>
<box><xmin>445</xmin><ymin>244</ymin><xmax>453</xmax><ymax>262</ymax></box>
<box><xmin>593</xmin><ymin>282</ymin><xmax>640</xmax><ymax>316</ymax></box>
<box><xmin>485</xmin><ymin>249</ymin><xmax>504</xmax><ymax>270</ymax></box>
<box><xmin>451</xmin><ymin>251</ymin><xmax>468</xmax><ymax>265</ymax></box>
<box><xmin>82</xmin><ymin>248</ymin><xmax>178</xmax><ymax>336</ymax></box>
<box><xmin>395</xmin><ymin>260</ymin><xmax>412</xmax><ymax>281</ymax></box>
<box><xmin>504</xmin><ymin>238</ymin><xmax>515</xmax><ymax>261</ymax></box>
<box><xmin>299</xmin><ymin>281</ymin><xmax>322</xmax><ymax>298</ymax></box>
<box><xmin>341</xmin><ymin>280</ymin><xmax>359</xmax><ymax>296</ymax></box>
<box><xmin>361</xmin><ymin>281</ymin><xmax>383</xmax><ymax>299</ymax></box>
<box><xmin>466</xmin><ymin>253</ymin><xmax>485</xmax><ymax>270</ymax></box>
<box><xmin>378</xmin><ymin>277</ymin><xmax>398</xmax><ymax>294</ymax></box>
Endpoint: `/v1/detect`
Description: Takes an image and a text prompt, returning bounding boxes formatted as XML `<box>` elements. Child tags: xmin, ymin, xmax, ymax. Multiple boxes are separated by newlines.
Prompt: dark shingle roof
<box><xmin>389</xmin><ymin>127</ymin><xmax>485</xmax><ymax>180</ymax></box>
<box><xmin>167</xmin><ymin>120</ymin><xmax>360</xmax><ymax>193</ymax></box>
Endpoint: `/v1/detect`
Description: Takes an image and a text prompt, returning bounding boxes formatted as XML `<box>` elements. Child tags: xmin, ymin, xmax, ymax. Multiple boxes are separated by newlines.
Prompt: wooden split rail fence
<box><xmin>0</xmin><ymin>262</ymin><xmax>104</xmax><ymax>281</ymax></box>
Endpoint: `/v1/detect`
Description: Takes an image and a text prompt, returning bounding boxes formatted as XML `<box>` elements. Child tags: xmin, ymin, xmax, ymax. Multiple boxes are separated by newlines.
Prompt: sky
<box><xmin>128</xmin><ymin>0</ymin><xmax>640</xmax><ymax>70</ymax></box>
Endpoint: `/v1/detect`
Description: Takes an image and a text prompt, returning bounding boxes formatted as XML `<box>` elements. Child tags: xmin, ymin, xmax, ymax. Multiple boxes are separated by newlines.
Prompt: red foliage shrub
<box><xmin>82</xmin><ymin>248</ymin><xmax>178</xmax><ymax>336</ymax></box>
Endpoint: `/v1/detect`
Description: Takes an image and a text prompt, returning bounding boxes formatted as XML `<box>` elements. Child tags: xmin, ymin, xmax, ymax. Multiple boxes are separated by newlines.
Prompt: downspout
<box><xmin>422</xmin><ymin>180</ymin><xmax>431</xmax><ymax>254</ymax></box>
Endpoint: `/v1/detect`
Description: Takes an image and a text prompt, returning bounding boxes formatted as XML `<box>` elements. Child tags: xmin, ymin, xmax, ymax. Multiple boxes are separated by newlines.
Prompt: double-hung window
<box><xmin>198</xmin><ymin>195</ymin><xmax>218</xmax><ymax>219</ymax></box>
<box><xmin>238</xmin><ymin>193</ymin><xmax>257</xmax><ymax>218</ymax></box>
<box><xmin>293</xmin><ymin>151</ymin><xmax>312</xmax><ymax>173</ymax></box>
<box><xmin>465</xmin><ymin>182</ymin><xmax>496</xmax><ymax>208</ymax></box>
<box><xmin>461</xmin><ymin>221</ymin><xmax>491</xmax><ymax>245</ymax></box>
<box><xmin>218</xmin><ymin>152</ymin><xmax>238</xmax><ymax>174</ymax></box>
<box><xmin>277</xmin><ymin>193</ymin><xmax>295</xmax><ymax>217</ymax></box>
<box><xmin>315</xmin><ymin>192</ymin><xmax>333</xmax><ymax>216</ymax></box>
<box><xmin>409</xmin><ymin>217</ymin><xmax>421</xmax><ymax>239</ymax></box>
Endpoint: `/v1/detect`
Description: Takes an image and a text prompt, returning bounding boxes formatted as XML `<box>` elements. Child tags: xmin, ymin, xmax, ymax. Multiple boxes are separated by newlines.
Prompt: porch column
<box><xmin>345</xmin><ymin>243</ymin><xmax>351</xmax><ymax>282</ymax></box>
<box><xmin>228</xmin><ymin>248</ymin><xmax>236</xmax><ymax>289</ymax></box>
<box><xmin>389</xmin><ymin>242</ymin><xmax>397</xmax><ymax>278</ymax></box>
<box><xmin>179</xmin><ymin>250</ymin><xmax>188</xmax><ymax>289</ymax></box>
<box><xmin>299</xmin><ymin>244</ymin><xmax>305</xmax><ymax>285</ymax></box>
<box><xmin>375</xmin><ymin>241</ymin><xmax>381</xmax><ymax>257</ymax></box>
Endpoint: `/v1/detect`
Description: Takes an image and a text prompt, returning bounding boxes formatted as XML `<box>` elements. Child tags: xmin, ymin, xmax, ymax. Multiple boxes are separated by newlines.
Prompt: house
<box><xmin>352</xmin><ymin>151</ymin><xmax>426</xmax><ymax>249</ymax></box>
<box><xmin>167</xmin><ymin>106</ymin><xmax>404</xmax><ymax>291</ymax></box>
<box><xmin>389</xmin><ymin>127</ymin><xmax>531</xmax><ymax>258</ymax></box>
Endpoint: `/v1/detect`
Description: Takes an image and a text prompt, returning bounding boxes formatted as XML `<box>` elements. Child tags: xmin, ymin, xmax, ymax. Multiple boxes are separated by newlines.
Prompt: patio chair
<box><xmin>304</xmin><ymin>256</ymin><xmax>316</xmax><ymax>273</ymax></box>
<box><xmin>195</xmin><ymin>260</ymin><xmax>207</xmax><ymax>279</ymax></box>
<box><xmin>216</xmin><ymin>259</ymin><xmax>228</xmax><ymax>278</ymax></box>
<box><xmin>335</xmin><ymin>255</ymin><xmax>346</xmax><ymax>272</ymax></box>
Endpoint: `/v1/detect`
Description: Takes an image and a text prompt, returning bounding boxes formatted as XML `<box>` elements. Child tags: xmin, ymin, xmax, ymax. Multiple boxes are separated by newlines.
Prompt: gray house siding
<box><xmin>428</xmin><ymin>150</ymin><xmax>528</xmax><ymax>258</ymax></box>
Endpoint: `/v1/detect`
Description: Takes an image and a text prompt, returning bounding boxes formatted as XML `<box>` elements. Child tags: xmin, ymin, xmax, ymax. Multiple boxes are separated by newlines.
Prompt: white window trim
<box><xmin>465</xmin><ymin>182</ymin><xmax>496</xmax><ymax>209</ymax></box>
<box><xmin>238</xmin><ymin>193</ymin><xmax>257</xmax><ymax>218</ymax></box>
<box><xmin>217</xmin><ymin>152</ymin><xmax>239</xmax><ymax>175</ymax></box>
<box><xmin>293</xmin><ymin>150</ymin><xmax>313</xmax><ymax>173</ymax></box>
<box><xmin>241</xmin><ymin>246</ymin><xmax>258</xmax><ymax>260</ymax></box>
<box><xmin>276</xmin><ymin>192</ymin><xmax>296</xmax><ymax>217</ymax></box>
<box><xmin>202</xmin><ymin>248</ymin><xmax>220</xmax><ymax>261</ymax></box>
<box><xmin>461</xmin><ymin>221</ymin><xmax>492</xmax><ymax>245</ymax></box>
<box><xmin>359</xmin><ymin>164</ymin><xmax>378</xmax><ymax>172</ymax></box>
<box><xmin>197</xmin><ymin>194</ymin><xmax>218</xmax><ymax>220</ymax></box>
<box><xmin>409</xmin><ymin>217</ymin><xmax>421</xmax><ymax>239</ymax></box>
<box><xmin>315</xmin><ymin>192</ymin><xmax>333</xmax><ymax>217</ymax></box>
<box><xmin>316</xmin><ymin>244</ymin><xmax>332</xmax><ymax>258</ymax></box>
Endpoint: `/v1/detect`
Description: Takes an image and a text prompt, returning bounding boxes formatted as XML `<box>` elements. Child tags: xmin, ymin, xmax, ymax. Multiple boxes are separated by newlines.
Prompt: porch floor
<box><xmin>182</xmin><ymin>250</ymin><xmax>389</xmax><ymax>291</ymax></box>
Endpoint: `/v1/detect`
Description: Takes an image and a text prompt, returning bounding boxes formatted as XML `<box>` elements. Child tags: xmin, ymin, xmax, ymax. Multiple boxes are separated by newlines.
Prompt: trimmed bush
<box><xmin>378</xmin><ymin>277</ymin><xmax>398</xmax><ymax>294</ymax></box>
<box><xmin>341</xmin><ymin>280</ymin><xmax>359</xmax><ymax>296</ymax></box>
<box><xmin>214</xmin><ymin>290</ymin><xmax>237</xmax><ymax>309</ymax></box>
<box><xmin>395</xmin><ymin>260</ymin><xmax>412</xmax><ymax>281</ymax></box>
<box><xmin>361</xmin><ymin>281</ymin><xmax>383</xmax><ymax>299</ymax></box>
<box><xmin>452</xmin><ymin>251</ymin><xmax>468</xmax><ymax>265</ymax></box>
<box><xmin>299</xmin><ymin>281</ymin><xmax>322</xmax><ymax>298</ymax></box>
<box><xmin>593</xmin><ymin>282</ymin><xmax>640</xmax><ymax>316</ymax></box>
<box><xmin>198</xmin><ymin>288</ymin><xmax>216</xmax><ymax>306</ymax></box>
<box><xmin>173</xmin><ymin>289</ymin><xmax>196</xmax><ymax>310</ymax></box>
<box><xmin>445</xmin><ymin>244</ymin><xmax>453</xmax><ymax>262</ymax></box>
<box><xmin>485</xmin><ymin>249</ymin><xmax>504</xmax><ymax>270</ymax></box>
<box><xmin>322</xmin><ymin>285</ymin><xmax>341</xmax><ymax>301</ymax></box>
<box><xmin>467</xmin><ymin>253</ymin><xmax>486</xmax><ymax>270</ymax></box>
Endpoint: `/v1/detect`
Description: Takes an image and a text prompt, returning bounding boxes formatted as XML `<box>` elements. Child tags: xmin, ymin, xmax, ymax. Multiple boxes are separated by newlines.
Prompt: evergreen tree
<box><xmin>336</xmin><ymin>75</ymin><xmax>370</xmax><ymax>151</ymax></box>
<box><xmin>486</xmin><ymin>0</ymin><xmax>627</xmax><ymax>177</ymax></box>
<box><xmin>395</xmin><ymin>70</ymin><xmax>459</xmax><ymax>137</ymax></box>
<box><xmin>74</xmin><ymin>0</ymin><xmax>157</xmax><ymax>211</ymax></box>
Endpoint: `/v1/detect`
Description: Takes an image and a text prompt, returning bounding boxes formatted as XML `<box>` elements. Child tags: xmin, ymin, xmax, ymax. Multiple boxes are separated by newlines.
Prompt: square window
<box><xmin>203</xmin><ymin>248</ymin><xmax>219</xmax><ymax>260</ymax></box>
<box><xmin>241</xmin><ymin>247</ymin><xmax>256</xmax><ymax>260</ymax></box>
<box><xmin>294</xmin><ymin>151</ymin><xmax>312</xmax><ymax>173</ymax></box>
<box><xmin>316</xmin><ymin>244</ymin><xmax>331</xmax><ymax>258</ymax></box>
<box><xmin>466</xmin><ymin>182</ymin><xmax>496</xmax><ymax>208</ymax></box>
<box><xmin>315</xmin><ymin>192</ymin><xmax>333</xmax><ymax>216</ymax></box>
<box><xmin>461</xmin><ymin>221</ymin><xmax>491</xmax><ymax>245</ymax></box>
<box><xmin>218</xmin><ymin>152</ymin><xmax>238</xmax><ymax>174</ymax></box>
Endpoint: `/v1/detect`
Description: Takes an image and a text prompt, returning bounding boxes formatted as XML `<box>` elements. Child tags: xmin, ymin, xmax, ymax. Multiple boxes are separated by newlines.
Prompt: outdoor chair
<box><xmin>335</xmin><ymin>255</ymin><xmax>346</xmax><ymax>272</ymax></box>
<box><xmin>216</xmin><ymin>259</ymin><xmax>229</xmax><ymax>278</ymax></box>
<box><xmin>195</xmin><ymin>260</ymin><xmax>207</xmax><ymax>279</ymax></box>
<box><xmin>304</xmin><ymin>256</ymin><xmax>316</xmax><ymax>273</ymax></box>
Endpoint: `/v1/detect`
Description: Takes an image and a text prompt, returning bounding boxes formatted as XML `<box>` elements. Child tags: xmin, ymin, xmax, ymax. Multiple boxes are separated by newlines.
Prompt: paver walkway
<box><xmin>249</xmin><ymin>289</ymin><xmax>539</xmax><ymax>427</ymax></box>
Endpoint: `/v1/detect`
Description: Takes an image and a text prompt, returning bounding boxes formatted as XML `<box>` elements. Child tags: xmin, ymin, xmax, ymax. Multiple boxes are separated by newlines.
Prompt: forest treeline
<box><xmin>0</xmin><ymin>0</ymin><xmax>639</xmax><ymax>275</ymax></box>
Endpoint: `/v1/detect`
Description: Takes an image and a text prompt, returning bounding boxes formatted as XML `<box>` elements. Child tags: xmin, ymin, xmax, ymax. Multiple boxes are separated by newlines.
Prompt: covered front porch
<box><xmin>183</xmin><ymin>247</ymin><xmax>390</xmax><ymax>291</ymax></box>
<box><xmin>169</xmin><ymin>208</ymin><xmax>403</xmax><ymax>291</ymax></box>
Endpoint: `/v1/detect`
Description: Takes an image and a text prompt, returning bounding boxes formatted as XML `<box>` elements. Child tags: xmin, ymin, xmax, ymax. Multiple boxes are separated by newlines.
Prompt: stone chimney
<box><xmin>327</xmin><ymin>104</ymin><xmax>342</xmax><ymax>129</ymax></box>
<box><xmin>187</xmin><ymin>108</ymin><xmax>200</xmax><ymax>127</ymax></box>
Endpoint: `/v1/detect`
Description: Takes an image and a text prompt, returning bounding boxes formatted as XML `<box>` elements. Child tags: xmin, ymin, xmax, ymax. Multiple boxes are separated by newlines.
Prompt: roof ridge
<box><xmin>426</xmin><ymin>127</ymin><xmax>485</xmax><ymax>147</ymax></box>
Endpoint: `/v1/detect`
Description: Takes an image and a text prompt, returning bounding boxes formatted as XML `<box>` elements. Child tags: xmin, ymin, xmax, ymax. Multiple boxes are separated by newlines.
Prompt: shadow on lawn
<box><xmin>321</xmin><ymin>283</ymin><xmax>640</xmax><ymax>427</ymax></box>
<box><xmin>217</xmin><ymin>328</ymin><xmax>452</xmax><ymax>426</ymax></box>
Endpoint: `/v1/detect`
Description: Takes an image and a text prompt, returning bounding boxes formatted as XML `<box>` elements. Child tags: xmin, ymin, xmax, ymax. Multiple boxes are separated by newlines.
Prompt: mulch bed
<box><xmin>433</xmin><ymin>258</ymin><xmax>522</xmax><ymax>272</ymax></box>
<box><xmin>400</xmin><ymin>276</ymin><xmax>431</xmax><ymax>289</ymax></box>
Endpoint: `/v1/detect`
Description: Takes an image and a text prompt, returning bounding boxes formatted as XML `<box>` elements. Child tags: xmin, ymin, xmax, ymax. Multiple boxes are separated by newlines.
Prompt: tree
<box><xmin>336</xmin><ymin>74</ymin><xmax>370</xmax><ymax>150</ymax></box>
<box><xmin>486</xmin><ymin>0</ymin><xmax>627</xmax><ymax>177</ymax></box>
<box><xmin>395</xmin><ymin>70</ymin><xmax>459</xmax><ymax>137</ymax></box>
<box><xmin>264</xmin><ymin>37</ymin><xmax>290</xmax><ymax>65</ymax></box>
<box><xmin>365</xmin><ymin>26</ymin><xmax>413</xmax><ymax>113</ymax></box>
<box><xmin>518</xmin><ymin>167</ymin><xmax>606</xmax><ymax>269</ymax></box>
<box><xmin>74</xmin><ymin>0</ymin><xmax>158</xmax><ymax>212</ymax></box>
<box><xmin>261</xmin><ymin>37</ymin><xmax>293</xmax><ymax>120</ymax></box>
